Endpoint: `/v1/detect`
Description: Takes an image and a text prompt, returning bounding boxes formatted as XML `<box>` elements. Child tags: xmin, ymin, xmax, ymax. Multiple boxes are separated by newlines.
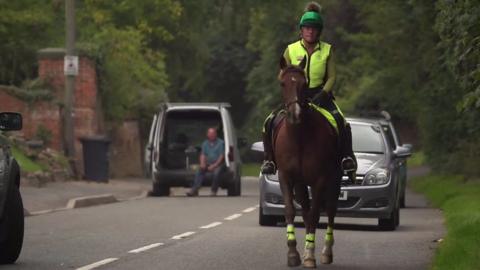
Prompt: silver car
<box><xmin>252</xmin><ymin>117</ymin><xmax>411</xmax><ymax>231</ymax></box>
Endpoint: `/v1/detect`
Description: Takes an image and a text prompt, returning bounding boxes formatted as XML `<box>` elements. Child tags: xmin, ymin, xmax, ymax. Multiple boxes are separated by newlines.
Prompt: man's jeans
<box><xmin>192</xmin><ymin>165</ymin><xmax>224</xmax><ymax>192</ymax></box>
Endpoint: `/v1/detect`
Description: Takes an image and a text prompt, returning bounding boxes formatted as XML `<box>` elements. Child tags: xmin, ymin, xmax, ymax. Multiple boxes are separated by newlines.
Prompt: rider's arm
<box><xmin>323</xmin><ymin>49</ymin><xmax>336</xmax><ymax>93</ymax></box>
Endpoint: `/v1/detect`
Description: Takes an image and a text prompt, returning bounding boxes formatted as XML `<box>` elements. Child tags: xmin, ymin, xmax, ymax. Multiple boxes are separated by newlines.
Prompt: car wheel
<box><xmin>378</xmin><ymin>204</ymin><xmax>399</xmax><ymax>231</ymax></box>
<box><xmin>0</xmin><ymin>185</ymin><xmax>24</xmax><ymax>264</ymax></box>
<box><xmin>259</xmin><ymin>206</ymin><xmax>282</xmax><ymax>226</ymax></box>
<box><xmin>227</xmin><ymin>176</ymin><xmax>241</xmax><ymax>197</ymax></box>
<box><xmin>150</xmin><ymin>182</ymin><xmax>170</xmax><ymax>197</ymax></box>
<box><xmin>400</xmin><ymin>193</ymin><xmax>406</xmax><ymax>208</ymax></box>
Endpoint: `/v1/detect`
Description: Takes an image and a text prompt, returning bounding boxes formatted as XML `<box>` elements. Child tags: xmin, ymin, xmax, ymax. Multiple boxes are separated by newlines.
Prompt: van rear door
<box><xmin>144</xmin><ymin>113</ymin><xmax>158</xmax><ymax>177</ymax></box>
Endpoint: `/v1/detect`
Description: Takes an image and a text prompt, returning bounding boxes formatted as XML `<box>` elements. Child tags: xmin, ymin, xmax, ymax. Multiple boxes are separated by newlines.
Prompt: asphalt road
<box><xmin>4</xmin><ymin>169</ymin><xmax>444</xmax><ymax>270</ymax></box>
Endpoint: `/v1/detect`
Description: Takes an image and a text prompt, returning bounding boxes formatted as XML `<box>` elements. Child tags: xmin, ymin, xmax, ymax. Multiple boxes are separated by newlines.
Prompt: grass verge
<box><xmin>411</xmin><ymin>174</ymin><xmax>480</xmax><ymax>270</ymax></box>
<box><xmin>409</xmin><ymin>151</ymin><xmax>426</xmax><ymax>167</ymax></box>
<box><xmin>11</xmin><ymin>146</ymin><xmax>44</xmax><ymax>173</ymax></box>
<box><xmin>242</xmin><ymin>163</ymin><xmax>261</xmax><ymax>177</ymax></box>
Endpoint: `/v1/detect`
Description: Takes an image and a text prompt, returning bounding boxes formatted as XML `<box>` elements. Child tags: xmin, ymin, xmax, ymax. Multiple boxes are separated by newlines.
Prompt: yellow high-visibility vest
<box><xmin>287</xmin><ymin>40</ymin><xmax>331</xmax><ymax>89</ymax></box>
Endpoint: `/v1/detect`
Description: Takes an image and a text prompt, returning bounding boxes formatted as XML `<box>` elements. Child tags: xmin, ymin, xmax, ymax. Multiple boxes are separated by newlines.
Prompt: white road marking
<box><xmin>76</xmin><ymin>258</ymin><xmax>118</xmax><ymax>270</ymax></box>
<box><xmin>242</xmin><ymin>207</ymin><xmax>257</xmax><ymax>213</ymax></box>
<box><xmin>128</xmin><ymin>243</ymin><xmax>164</xmax><ymax>254</ymax></box>
<box><xmin>199</xmin><ymin>222</ymin><xmax>222</xmax><ymax>229</ymax></box>
<box><xmin>171</xmin><ymin>231</ymin><xmax>196</xmax><ymax>240</ymax></box>
<box><xmin>224</xmin><ymin>213</ymin><xmax>242</xmax><ymax>220</ymax></box>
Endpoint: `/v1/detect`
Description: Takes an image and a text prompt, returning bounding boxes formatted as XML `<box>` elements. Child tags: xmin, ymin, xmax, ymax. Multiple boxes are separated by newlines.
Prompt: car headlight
<box><xmin>364</xmin><ymin>169</ymin><xmax>390</xmax><ymax>185</ymax></box>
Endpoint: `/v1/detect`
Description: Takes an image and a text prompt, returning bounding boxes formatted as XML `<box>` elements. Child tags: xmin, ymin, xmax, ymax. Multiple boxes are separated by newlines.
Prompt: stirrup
<box><xmin>261</xmin><ymin>161</ymin><xmax>276</xmax><ymax>175</ymax></box>
<box><xmin>341</xmin><ymin>157</ymin><xmax>356</xmax><ymax>172</ymax></box>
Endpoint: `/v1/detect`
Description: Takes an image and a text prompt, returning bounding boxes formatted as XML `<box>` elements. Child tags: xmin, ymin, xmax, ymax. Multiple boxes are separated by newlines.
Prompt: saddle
<box><xmin>267</xmin><ymin>104</ymin><xmax>340</xmax><ymax>154</ymax></box>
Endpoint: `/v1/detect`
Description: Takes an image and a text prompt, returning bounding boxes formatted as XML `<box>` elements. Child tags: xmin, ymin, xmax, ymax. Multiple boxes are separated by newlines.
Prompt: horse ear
<box><xmin>280</xmin><ymin>56</ymin><xmax>288</xmax><ymax>70</ymax></box>
<box><xmin>299</xmin><ymin>56</ymin><xmax>307</xmax><ymax>69</ymax></box>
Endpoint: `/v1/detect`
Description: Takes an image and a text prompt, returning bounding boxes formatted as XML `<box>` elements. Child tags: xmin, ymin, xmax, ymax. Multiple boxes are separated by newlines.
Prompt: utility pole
<box><xmin>64</xmin><ymin>0</ymin><xmax>77</xmax><ymax>177</ymax></box>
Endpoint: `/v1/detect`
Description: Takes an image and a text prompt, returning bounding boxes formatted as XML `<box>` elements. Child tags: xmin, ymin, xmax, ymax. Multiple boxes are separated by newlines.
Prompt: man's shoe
<box><xmin>261</xmin><ymin>160</ymin><xmax>276</xmax><ymax>175</ymax></box>
<box><xmin>210</xmin><ymin>191</ymin><xmax>217</xmax><ymax>197</ymax></box>
<box><xmin>186</xmin><ymin>189</ymin><xmax>198</xmax><ymax>197</ymax></box>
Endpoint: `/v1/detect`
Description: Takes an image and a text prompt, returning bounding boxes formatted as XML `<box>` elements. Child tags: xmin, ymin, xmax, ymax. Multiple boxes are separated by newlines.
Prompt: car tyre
<box><xmin>259</xmin><ymin>206</ymin><xmax>283</xmax><ymax>226</ymax></box>
<box><xmin>0</xmin><ymin>185</ymin><xmax>24</xmax><ymax>264</ymax></box>
<box><xmin>378</xmin><ymin>204</ymin><xmax>399</xmax><ymax>231</ymax></box>
<box><xmin>400</xmin><ymin>193</ymin><xmax>406</xmax><ymax>208</ymax></box>
<box><xmin>227</xmin><ymin>176</ymin><xmax>241</xmax><ymax>197</ymax></box>
<box><xmin>151</xmin><ymin>182</ymin><xmax>170</xmax><ymax>197</ymax></box>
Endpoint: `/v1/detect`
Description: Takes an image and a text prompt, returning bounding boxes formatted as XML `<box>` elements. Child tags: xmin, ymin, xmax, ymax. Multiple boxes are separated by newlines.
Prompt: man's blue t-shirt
<box><xmin>201</xmin><ymin>138</ymin><xmax>225</xmax><ymax>165</ymax></box>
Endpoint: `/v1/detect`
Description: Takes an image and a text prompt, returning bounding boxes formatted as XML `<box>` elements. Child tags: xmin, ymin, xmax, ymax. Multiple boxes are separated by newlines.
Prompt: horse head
<box><xmin>279</xmin><ymin>56</ymin><xmax>308</xmax><ymax>125</ymax></box>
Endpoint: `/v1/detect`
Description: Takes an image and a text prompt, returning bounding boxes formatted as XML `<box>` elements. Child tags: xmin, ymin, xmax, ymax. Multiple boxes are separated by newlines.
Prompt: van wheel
<box><xmin>378</xmin><ymin>204</ymin><xmax>399</xmax><ymax>231</ymax></box>
<box><xmin>227</xmin><ymin>177</ymin><xmax>241</xmax><ymax>197</ymax></box>
<box><xmin>151</xmin><ymin>183</ymin><xmax>170</xmax><ymax>197</ymax></box>
<box><xmin>0</xmin><ymin>186</ymin><xmax>24</xmax><ymax>264</ymax></box>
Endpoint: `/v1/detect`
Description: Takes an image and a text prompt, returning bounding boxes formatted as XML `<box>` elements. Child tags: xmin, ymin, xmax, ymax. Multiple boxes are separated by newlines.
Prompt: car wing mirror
<box><xmin>0</xmin><ymin>112</ymin><xmax>22</xmax><ymax>131</ymax></box>
<box><xmin>394</xmin><ymin>147</ymin><xmax>411</xmax><ymax>158</ymax></box>
<box><xmin>250</xmin><ymin>142</ymin><xmax>264</xmax><ymax>152</ymax></box>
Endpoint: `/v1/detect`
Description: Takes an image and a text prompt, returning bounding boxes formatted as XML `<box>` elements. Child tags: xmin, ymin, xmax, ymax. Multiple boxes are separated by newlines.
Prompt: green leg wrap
<box><xmin>287</xmin><ymin>224</ymin><xmax>296</xmax><ymax>241</ymax></box>
<box><xmin>305</xmin><ymin>233</ymin><xmax>315</xmax><ymax>249</ymax></box>
<box><xmin>325</xmin><ymin>226</ymin><xmax>334</xmax><ymax>244</ymax></box>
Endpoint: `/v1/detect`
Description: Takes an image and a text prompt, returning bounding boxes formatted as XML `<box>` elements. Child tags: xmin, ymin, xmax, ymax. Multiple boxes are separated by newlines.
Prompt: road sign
<box><xmin>64</xmin><ymin>55</ymin><xmax>79</xmax><ymax>76</ymax></box>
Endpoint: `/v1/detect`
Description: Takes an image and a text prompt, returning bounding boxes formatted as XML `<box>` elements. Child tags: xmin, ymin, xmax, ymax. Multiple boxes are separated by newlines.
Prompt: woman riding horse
<box><xmin>261</xmin><ymin>2</ymin><xmax>357</xmax><ymax>182</ymax></box>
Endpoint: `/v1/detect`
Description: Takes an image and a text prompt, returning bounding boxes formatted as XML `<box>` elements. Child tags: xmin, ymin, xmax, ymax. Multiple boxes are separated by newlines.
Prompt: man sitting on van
<box><xmin>186</xmin><ymin>128</ymin><xmax>225</xmax><ymax>197</ymax></box>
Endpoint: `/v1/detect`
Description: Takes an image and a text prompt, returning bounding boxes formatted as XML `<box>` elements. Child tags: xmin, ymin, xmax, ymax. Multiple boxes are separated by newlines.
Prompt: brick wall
<box><xmin>1</xmin><ymin>48</ymin><xmax>143</xmax><ymax>178</ymax></box>
<box><xmin>0</xmin><ymin>90</ymin><xmax>62</xmax><ymax>149</ymax></box>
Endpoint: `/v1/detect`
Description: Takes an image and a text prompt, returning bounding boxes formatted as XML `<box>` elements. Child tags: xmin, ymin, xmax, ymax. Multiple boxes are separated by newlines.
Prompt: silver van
<box><xmin>145</xmin><ymin>103</ymin><xmax>243</xmax><ymax>196</ymax></box>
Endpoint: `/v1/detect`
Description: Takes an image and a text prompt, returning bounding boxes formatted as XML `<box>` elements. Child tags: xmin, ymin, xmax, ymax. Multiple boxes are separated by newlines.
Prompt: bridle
<box><xmin>281</xmin><ymin>68</ymin><xmax>308</xmax><ymax>111</ymax></box>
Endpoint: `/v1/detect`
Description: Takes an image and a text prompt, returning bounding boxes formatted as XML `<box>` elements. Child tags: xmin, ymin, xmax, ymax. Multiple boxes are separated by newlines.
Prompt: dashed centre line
<box><xmin>224</xmin><ymin>213</ymin><xmax>242</xmax><ymax>220</ymax></box>
<box><xmin>75</xmin><ymin>205</ymin><xmax>259</xmax><ymax>269</ymax></box>
<box><xmin>200</xmin><ymin>222</ymin><xmax>223</xmax><ymax>229</ymax></box>
<box><xmin>128</xmin><ymin>243</ymin><xmax>164</xmax><ymax>254</ymax></box>
<box><xmin>242</xmin><ymin>207</ymin><xmax>257</xmax><ymax>213</ymax></box>
<box><xmin>171</xmin><ymin>231</ymin><xmax>196</xmax><ymax>240</ymax></box>
<box><xmin>76</xmin><ymin>258</ymin><xmax>118</xmax><ymax>270</ymax></box>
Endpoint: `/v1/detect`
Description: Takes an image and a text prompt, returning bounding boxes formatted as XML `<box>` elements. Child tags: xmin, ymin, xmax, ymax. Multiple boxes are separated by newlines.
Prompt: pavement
<box><xmin>3</xmin><ymin>166</ymin><xmax>445</xmax><ymax>270</ymax></box>
<box><xmin>20</xmin><ymin>178</ymin><xmax>151</xmax><ymax>214</ymax></box>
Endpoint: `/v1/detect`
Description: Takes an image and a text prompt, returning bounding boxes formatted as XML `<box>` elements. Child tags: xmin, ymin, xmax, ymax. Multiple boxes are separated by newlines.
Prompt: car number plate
<box><xmin>338</xmin><ymin>191</ymin><xmax>348</xmax><ymax>201</ymax></box>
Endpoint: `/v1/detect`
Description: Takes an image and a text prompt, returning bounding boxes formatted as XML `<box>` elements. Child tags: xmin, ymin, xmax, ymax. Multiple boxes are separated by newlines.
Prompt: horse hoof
<box><xmin>320</xmin><ymin>254</ymin><xmax>333</xmax><ymax>264</ymax></box>
<box><xmin>302</xmin><ymin>258</ymin><xmax>317</xmax><ymax>268</ymax></box>
<box><xmin>287</xmin><ymin>252</ymin><xmax>301</xmax><ymax>267</ymax></box>
<box><xmin>287</xmin><ymin>256</ymin><xmax>302</xmax><ymax>267</ymax></box>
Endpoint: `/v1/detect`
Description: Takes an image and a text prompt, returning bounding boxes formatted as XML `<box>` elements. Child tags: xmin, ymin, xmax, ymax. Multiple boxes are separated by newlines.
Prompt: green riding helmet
<box><xmin>299</xmin><ymin>11</ymin><xmax>323</xmax><ymax>32</ymax></box>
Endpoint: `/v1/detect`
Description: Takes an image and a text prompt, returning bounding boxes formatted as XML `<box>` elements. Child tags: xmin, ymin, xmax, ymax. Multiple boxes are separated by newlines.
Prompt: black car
<box><xmin>0</xmin><ymin>112</ymin><xmax>24</xmax><ymax>264</ymax></box>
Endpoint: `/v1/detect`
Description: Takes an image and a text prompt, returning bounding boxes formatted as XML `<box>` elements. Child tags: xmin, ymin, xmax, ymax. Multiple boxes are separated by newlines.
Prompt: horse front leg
<box><xmin>303</xmin><ymin>188</ymin><xmax>322</xmax><ymax>268</ymax></box>
<box><xmin>279</xmin><ymin>173</ymin><xmax>301</xmax><ymax>267</ymax></box>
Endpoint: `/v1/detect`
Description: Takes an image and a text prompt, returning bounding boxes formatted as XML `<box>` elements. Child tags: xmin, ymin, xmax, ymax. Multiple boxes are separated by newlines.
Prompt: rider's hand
<box><xmin>207</xmin><ymin>165</ymin><xmax>216</xmax><ymax>172</ymax></box>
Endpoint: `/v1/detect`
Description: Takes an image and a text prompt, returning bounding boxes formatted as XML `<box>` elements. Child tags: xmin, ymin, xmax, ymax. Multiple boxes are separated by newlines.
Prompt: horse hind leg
<box><xmin>320</xmin><ymin>212</ymin><xmax>335</xmax><ymax>264</ymax></box>
<box><xmin>280</xmin><ymin>178</ymin><xmax>301</xmax><ymax>267</ymax></box>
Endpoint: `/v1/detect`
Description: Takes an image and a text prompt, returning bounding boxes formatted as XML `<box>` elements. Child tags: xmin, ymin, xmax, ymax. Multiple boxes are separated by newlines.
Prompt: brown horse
<box><xmin>274</xmin><ymin>56</ymin><xmax>342</xmax><ymax>268</ymax></box>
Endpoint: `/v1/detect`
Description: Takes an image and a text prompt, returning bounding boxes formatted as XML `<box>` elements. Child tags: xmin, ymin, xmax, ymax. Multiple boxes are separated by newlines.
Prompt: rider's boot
<box><xmin>341</xmin><ymin>123</ymin><xmax>357</xmax><ymax>183</ymax></box>
<box><xmin>261</xmin><ymin>114</ymin><xmax>277</xmax><ymax>175</ymax></box>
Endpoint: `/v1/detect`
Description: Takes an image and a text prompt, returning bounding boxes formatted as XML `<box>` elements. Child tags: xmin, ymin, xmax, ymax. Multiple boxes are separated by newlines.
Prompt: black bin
<box><xmin>80</xmin><ymin>136</ymin><xmax>110</xmax><ymax>182</ymax></box>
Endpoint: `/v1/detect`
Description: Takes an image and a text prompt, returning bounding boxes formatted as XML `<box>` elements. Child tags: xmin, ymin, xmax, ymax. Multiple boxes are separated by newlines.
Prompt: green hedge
<box><xmin>411</xmin><ymin>175</ymin><xmax>480</xmax><ymax>270</ymax></box>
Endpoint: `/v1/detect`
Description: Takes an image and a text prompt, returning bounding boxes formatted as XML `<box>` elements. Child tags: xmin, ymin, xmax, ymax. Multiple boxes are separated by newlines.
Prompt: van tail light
<box><xmin>228</xmin><ymin>146</ymin><xmax>234</xmax><ymax>162</ymax></box>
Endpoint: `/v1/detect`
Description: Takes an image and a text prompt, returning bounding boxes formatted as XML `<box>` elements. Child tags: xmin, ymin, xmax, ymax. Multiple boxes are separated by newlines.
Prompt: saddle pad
<box><xmin>308</xmin><ymin>103</ymin><xmax>340</xmax><ymax>134</ymax></box>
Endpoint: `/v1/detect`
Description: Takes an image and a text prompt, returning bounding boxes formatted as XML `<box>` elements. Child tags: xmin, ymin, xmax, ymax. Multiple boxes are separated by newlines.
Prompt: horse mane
<box><xmin>281</xmin><ymin>65</ymin><xmax>306</xmax><ymax>78</ymax></box>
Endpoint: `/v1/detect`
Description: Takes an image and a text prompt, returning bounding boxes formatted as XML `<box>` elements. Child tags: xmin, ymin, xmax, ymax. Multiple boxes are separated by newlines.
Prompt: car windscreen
<box><xmin>351</xmin><ymin>123</ymin><xmax>384</xmax><ymax>154</ymax></box>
